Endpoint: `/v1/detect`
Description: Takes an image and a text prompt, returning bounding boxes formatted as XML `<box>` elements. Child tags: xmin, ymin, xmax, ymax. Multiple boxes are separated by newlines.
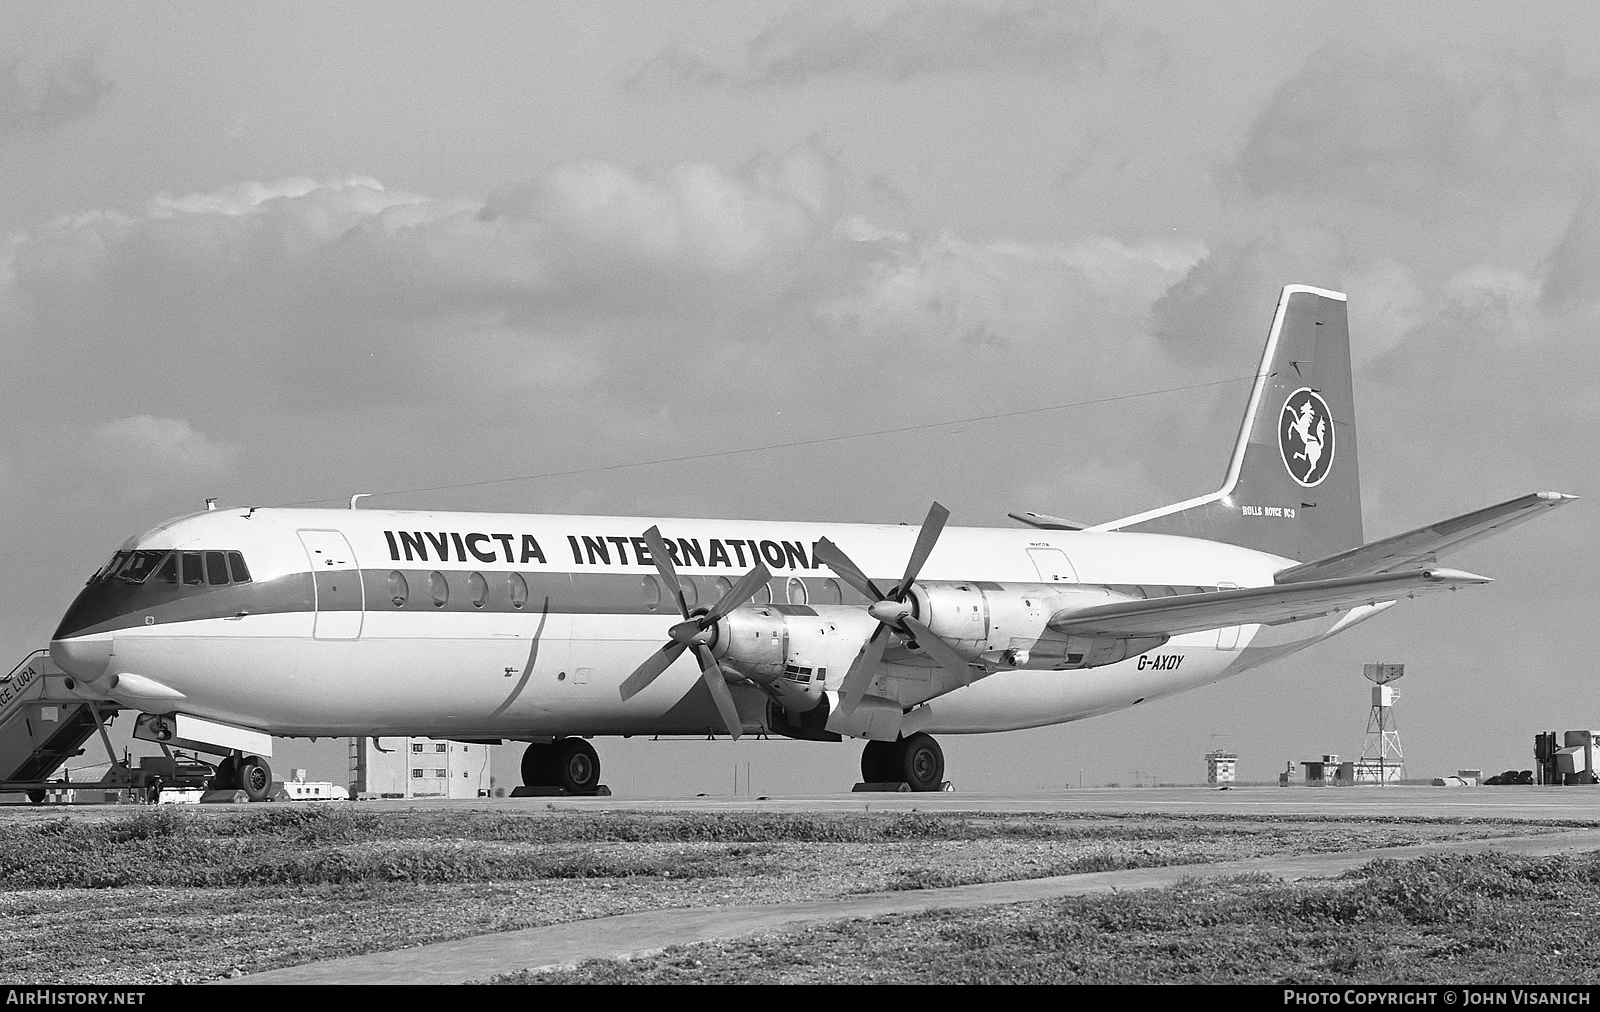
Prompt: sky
<box><xmin>1</xmin><ymin>0</ymin><xmax>1595</xmax><ymax>796</ymax></box>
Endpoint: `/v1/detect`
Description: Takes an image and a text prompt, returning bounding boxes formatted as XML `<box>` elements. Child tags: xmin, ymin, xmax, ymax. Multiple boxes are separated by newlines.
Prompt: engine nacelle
<box><xmin>905</xmin><ymin>582</ymin><xmax>1168</xmax><ymax>670</ymax></box>
<box><xmin>714</xmin><ymin>604</ymin><xmax>881</xmax><ymax>715</ymax></box>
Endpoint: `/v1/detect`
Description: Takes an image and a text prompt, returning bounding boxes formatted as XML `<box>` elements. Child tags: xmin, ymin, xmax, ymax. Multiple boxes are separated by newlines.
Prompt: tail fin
<box><xmin>1094</xmin><ymin>285</ymin><xmax>1363</xmax><ymax>562</ymax></box>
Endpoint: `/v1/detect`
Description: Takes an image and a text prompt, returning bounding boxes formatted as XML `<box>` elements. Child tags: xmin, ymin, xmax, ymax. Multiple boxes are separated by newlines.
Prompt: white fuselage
<box><xmin>51</xmin><ymin>507</ymin><xmax>1388</xmax><ymax>740</ymax></box>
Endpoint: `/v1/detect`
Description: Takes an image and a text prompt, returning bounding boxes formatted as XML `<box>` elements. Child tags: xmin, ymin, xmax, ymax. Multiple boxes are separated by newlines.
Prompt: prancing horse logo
<box><xmin>1279</xmin><ymin>387</ymin><xmax>1334</xmax><ymax>487</ymax></box>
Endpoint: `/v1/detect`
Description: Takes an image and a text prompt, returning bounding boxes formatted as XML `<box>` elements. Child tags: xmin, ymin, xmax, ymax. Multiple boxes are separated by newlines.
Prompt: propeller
<box><xmin>618</xmin><ymin>525</ymin><xmax>771</xmax><ymax>740</ymax></box>
<box><xmin>813</xmin><ymin>502</ymin><xmax>975</xmax><ymax>715</ymax></box>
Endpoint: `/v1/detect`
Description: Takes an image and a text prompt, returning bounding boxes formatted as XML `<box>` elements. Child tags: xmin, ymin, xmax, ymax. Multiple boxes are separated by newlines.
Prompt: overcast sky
<box><xmin>3</xmin><ymin>1</ymin><xmax>1595</xmax><ymax>794</ymax></box>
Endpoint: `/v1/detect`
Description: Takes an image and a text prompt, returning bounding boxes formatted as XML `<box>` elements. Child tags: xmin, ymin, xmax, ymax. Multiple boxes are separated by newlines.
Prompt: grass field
<box><xmin>505</xmin><ymin>853</ymin><xmax>1600</xmax><ymax>985</ymax></box>
<box><xmin>0</xmin><ymin>804</ymin><xmax>1579</xmax><ymax>984</ymax></box>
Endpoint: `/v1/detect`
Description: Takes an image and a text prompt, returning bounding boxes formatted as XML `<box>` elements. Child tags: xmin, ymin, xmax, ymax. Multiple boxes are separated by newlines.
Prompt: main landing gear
<box><xmin>210</xmin><ymin>753</ymin><xmax>273</xmax><ymax>802</ymax></box>
<box><xmin>518</xmin><ymin>737</ymin><xmax>607</xmax><ymax>795</ymax></box>
<box><xmin>859</xmin><ymin>732</ymin><xmax>949</xmax><ymax>792</ymax></box>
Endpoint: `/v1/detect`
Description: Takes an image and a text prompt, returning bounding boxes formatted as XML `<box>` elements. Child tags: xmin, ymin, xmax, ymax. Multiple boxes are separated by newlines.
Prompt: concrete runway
<box><xmin>7</xmin><ymin>784</ymin><xmax>1599</xmax><ymax>823</ymax></box>
<box><xmin>334</xmin><ymin>783</ymin><xmax>1600</xmax><ymax>822</ymax></box>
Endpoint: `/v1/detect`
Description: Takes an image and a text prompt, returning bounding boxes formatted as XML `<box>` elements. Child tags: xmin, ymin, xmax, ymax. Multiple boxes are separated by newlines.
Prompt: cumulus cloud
<box><xmin>0</xmin><ymin>143</ymin><xmax>1227</xmax><ymax>523</ymax></box>
<box><xmin>624</xmin><ymin>0</ymin><xmax>1165</xmax><ymax>91</ymax></box>
<box><xmin>0</xmin><ymin>52</ymin><xmax>112</xmax><ymax>139</ymax></box>
<box><xmin>1227</xmin><ymin>43</ymin><xmax>1596</xmax><ymax>210</ymax></box>
<box><xmin>81</xmin><ymin>416</ymin><xmax>239</xmax><ymax>505</ymax></box>
<box><xmin>823</xmin><ymin>231</ymin><xmax>1199</xmax><ymax>353</ymax></box>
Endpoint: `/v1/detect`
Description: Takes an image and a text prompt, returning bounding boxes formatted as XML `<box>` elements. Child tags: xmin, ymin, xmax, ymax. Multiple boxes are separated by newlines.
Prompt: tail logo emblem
<box><xmin>1279</xmin><ymin>388</ymin><xmax>1334</xmax><ymax>487</ymax></box>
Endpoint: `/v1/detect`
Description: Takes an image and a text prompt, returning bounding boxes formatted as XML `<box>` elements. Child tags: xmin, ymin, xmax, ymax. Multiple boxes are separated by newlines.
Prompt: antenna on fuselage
<box><xmin>349</xmin><ymin>494</ymin><xmax>371</xmax><ymax>510</ymax></box>
<box><xmin>205</xmin><ymin>498</ymin><xmax>217</xmax><ymax>511</ymax></box>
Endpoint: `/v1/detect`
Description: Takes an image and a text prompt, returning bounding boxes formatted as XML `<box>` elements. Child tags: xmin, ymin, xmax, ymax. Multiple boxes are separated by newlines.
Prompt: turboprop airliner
<box><xmin>47</xmin><ymin>285</ymin><xmax>1574</xmax><ymax>796</ymax></box>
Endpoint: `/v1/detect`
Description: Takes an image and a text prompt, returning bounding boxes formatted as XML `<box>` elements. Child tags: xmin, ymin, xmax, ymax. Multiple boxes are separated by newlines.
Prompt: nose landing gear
<box><xmin>858</xmin><ymin>732</ymin><xmax>949</xmax><ymax>792</ymax></box>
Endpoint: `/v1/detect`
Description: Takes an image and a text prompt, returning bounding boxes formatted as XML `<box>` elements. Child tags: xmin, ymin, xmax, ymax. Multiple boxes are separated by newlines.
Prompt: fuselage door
<box><xmin>298</xmin><ymin>529</ymin><xmax>364</xmax><ymax>640</ymax></box>
<box><xmin>1026</xmin><ymin>547</ymin><xmax>1078</xmax><ymax>583</ymax></box>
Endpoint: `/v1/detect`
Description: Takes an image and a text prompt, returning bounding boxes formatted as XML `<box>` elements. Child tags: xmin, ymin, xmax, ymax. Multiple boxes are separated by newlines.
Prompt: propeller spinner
<box><xmin>618</xmin><ymin>525</ymin><xmax>771</xmax><ymax>740</ymax></box>
<box><xmin>813</xmin><ymin>502</ymin><xmax>976</xmax><ymax>716</ymax></box>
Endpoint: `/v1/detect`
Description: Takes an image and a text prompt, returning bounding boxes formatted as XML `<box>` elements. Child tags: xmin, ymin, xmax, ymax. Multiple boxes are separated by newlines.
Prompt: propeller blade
<box><xmin>838</xmin><ymin>623</ymin><xmax>890</xmax><ymax>715</ymax></box>
<box><xmin>901</xmin><ymin>616</ymin><xmax>975</xmax><ymax>687</ymax></box>
<box><xmin>897</xmin><ymin>501</ymin><xmax>950</xmax><ymax>598</ymax></box>
<box><xmin>619</xmin><ymin>640</ymin><xmax>688</xmax><ymax>700</ymax></box>
<box><xmin>641</xmin><ymin>526</ymin><xmax>689</xmax><ymax>619</ymax></box>
<box><xmin>694</xmin><ymin>645</ymin><xmax>744</xmax><ymax>740</ymax></box>
<box><xmin>813</xmin><ymin>538</ymin><xmax>886</xmax><ymax>602</ymax></box>
<box><xmin>705</xmin><ymin>562</ymin><xmax>774</xmax><ymax>623</ymax></box>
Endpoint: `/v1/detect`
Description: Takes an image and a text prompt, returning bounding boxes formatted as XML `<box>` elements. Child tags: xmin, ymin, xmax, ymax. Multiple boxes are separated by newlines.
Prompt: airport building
<box><xmin>1204</xmin><ymin>750</ymin><xmax>1237</xmax><ymax>784</ymax></box>
<box><xmin>349</xmin><ymin>737</ymin><xmax>493</xmax><ymax>799</ymax></box>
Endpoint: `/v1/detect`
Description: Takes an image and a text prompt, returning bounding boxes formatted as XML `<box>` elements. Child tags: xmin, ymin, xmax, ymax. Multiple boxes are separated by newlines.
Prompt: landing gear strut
<box><xmin>519</xmin><ymin>738</ymin><xmax>604</xmax><ymax>795</ymax></box>
<box><xmin>859</xmin><ymin>732</ymin><xmax>946</xmax><ymax>792</ymax></box>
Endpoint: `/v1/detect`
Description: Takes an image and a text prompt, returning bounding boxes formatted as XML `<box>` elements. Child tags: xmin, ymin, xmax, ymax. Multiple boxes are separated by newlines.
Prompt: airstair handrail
<box><xmin>1</xmin><ymin>649</ymin><xmax>47</xmax><ymax>685</ymax></box>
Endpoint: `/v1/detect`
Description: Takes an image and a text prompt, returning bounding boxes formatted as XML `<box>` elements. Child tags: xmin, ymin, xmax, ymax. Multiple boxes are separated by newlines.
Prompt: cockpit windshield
<box><xmin>97</xmin><ymin>549</ymin><xmax>251</xmax><ymax>586</ymax></box>
<box><xmin>111</xmin><ymin>550</ymin><xmax>171</xmax><ymax>584</ymax></box>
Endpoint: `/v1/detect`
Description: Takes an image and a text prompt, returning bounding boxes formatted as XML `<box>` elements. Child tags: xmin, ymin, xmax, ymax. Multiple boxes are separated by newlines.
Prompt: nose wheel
<box><xmin>859</xmin><ymin>732</ymin><xmax>946</xmax><ymax>792</ymax></box>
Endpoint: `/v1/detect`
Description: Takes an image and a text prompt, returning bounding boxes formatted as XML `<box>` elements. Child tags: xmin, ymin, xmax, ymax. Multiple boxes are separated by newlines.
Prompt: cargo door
<box><xmin>298</xmin><ymin>530</ymin><xmax>364</xmax><ymax>639</ymax></box>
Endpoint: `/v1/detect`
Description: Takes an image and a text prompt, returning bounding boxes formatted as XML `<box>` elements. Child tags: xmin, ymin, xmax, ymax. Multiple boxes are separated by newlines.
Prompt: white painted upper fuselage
<box><xmin>50</xmin><ymin>505</ymin><xmax>1387</xmax><ymax>741</ymax></box>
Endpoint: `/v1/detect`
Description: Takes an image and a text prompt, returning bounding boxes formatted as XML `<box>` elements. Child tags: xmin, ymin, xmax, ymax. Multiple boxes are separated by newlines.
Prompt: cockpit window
<box><xmin>100</xmin><ymin>547</ymin><xmax>252</xmax><ymax>587</ymax></box>
<box><xmin>181</xmin><ymin>552</ymin><xmax>205</xmax><ymax>586</ymax></box>
<box><xmin>205</xmin><ymin>551</ymin><xmax>229</xmax><ymax>586</ymax></box>
<box><xmin>154</xmin><ymin>553</ymin><xmax>179</xmax><ymax>584</ymax></box>
<box><xmin>114</xmin><ymin>550</ymin><xmax>171</xmax><ymax>584</ymax></box>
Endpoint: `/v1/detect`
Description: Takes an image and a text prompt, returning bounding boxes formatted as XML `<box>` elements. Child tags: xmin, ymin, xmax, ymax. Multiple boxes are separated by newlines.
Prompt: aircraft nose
<box><xmin>50</xmin><ymin>636</ymin><xmax>112</xmax><ymax>682</ymax></box>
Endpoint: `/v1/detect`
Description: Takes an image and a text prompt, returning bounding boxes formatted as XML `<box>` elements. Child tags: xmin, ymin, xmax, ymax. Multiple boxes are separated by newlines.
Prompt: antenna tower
<box><xmin>1359</xmin><ymin>663</ymin><xmax>1404</xmax><ymax>784</ymax></box>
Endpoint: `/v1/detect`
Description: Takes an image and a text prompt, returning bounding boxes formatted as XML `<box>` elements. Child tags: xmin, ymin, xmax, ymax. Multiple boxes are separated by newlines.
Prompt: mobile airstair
<box><xmin>0</xmin><ymin>649</ymin><xmax>215</xmax><ymax>804</ymax></box>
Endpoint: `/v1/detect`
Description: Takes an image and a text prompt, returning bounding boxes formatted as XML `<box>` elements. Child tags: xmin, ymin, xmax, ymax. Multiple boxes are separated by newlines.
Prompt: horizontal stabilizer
<box><xmin>1007</xmin><ymin>511</ymin><xmax>1089</xmax><ymax>531</ymax></box>
<box><xmin>1275</xmin><ymin>491</ymin><xmax>1577</xmax><ymax>584</ymax></box>
<box><xmin>1049</xmin><ymin>568</ymin><xmax>1490</xmax><ymax>639</ymax></box>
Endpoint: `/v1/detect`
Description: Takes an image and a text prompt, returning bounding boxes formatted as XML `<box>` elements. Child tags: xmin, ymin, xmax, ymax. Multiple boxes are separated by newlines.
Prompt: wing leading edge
<box><xmin>1273</xmin><ymin>490</ymin><xmax>1577</xmax><ymax>584</ymax></box>
<box><xmin>1048</xmin><ymin>568</ymin><xmax>1490</xmax><ymax>639</ymax></box>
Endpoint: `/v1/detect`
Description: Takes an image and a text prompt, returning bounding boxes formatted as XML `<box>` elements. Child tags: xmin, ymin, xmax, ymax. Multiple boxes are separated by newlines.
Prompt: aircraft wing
<box><xmin>1274</xmin><ymin>491</ymin><xmax>1576</xmax><ymax>584</ymax></box>
<box><xmin>1048</xmin><ymin>568</ymin><xmax>1489</xmax><ymax>639</ymax></box>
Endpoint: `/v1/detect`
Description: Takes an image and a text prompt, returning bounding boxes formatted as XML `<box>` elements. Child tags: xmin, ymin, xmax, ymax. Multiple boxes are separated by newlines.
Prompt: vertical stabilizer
<box><xmin>1093</xmin><ymin>285</ymin><xmax>1363</xmax><ymax>562</ymax></box>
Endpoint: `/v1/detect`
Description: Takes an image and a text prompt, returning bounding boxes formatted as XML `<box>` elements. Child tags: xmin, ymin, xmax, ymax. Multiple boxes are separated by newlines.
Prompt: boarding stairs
<box><xmin>0</xmin><ymin>649</ymin><xmax>131</xmax><ymax>802</ymax></box>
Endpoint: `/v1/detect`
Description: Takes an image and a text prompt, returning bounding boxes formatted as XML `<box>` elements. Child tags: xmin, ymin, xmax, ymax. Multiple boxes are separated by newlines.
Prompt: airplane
<box><xmin>44</xmin><ymin>284</ymin><xmax>1575</xmax><ymax>798</ymax></box>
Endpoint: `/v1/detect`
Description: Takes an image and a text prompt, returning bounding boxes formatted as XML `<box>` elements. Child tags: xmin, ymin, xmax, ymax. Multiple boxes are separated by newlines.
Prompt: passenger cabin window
<box><xmin>389</xmin><ymin>571</ymin><xmax>409</xmax><ymax>608</ymax></box>
<box><xmin>428</xmin><ymin>572</ymin><xmax>448</xmax><ymax>608</ymax></box>
<box><xmin>468</xmin><ymin>572</ymin><xmax>488</xmax><ymax>608</ymax></box>
<box><xmin>507</xmin><ymin>573</ymin><xmax>528</xmax><ymax>609</ymax></box>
